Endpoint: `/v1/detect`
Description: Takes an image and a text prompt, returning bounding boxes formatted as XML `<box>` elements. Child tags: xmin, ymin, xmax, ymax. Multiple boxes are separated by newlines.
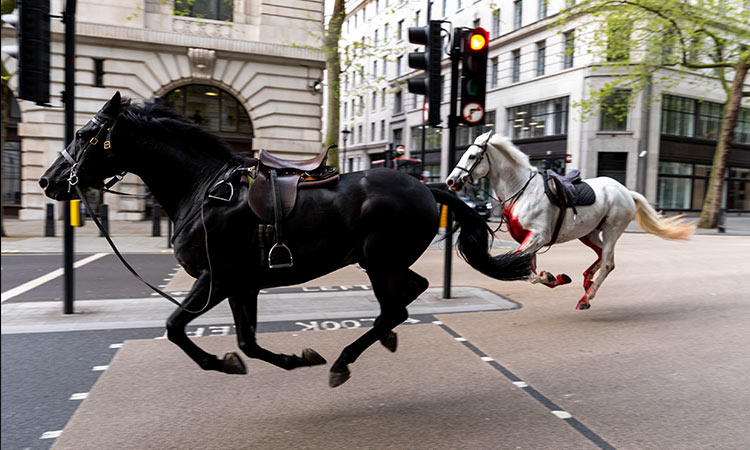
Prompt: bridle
<box><xmin>58</xmin><ymin>113</ymin><xmax>206</xmax><ymax>313</ymax></box>
<box><xmin>454</xmin><ymin>137</ymin><xmax>491</xmax><ymax>186</ymax></box>
<box><xmin>61</xmin><ymin>115</ymin><xmax>124</xmax><ymax>193</ymax></box>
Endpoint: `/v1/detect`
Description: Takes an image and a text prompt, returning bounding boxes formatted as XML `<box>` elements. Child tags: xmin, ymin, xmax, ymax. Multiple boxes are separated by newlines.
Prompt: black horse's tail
<box><xmin>428</xmin><ymin>184</ymin><xmax>532</xmax><ymax>281</ymax></box>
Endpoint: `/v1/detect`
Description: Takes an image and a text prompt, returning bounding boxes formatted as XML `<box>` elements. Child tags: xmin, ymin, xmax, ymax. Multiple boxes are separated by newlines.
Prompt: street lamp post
<box><xmin>341</xmin><ymin>128</ymin><xmax>352</xmax><ymax>173</ymax></box>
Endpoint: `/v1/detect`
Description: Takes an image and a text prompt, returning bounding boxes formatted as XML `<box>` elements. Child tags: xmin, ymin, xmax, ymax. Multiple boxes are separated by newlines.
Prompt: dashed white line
<box><xmin>109</xmin><ymin>343</ymin><xmax>123</xmax><ymax>349</ymax></box>
<box><xmin>551</xmin><ymin>410</ymin><xmax>573</xmax><ymax>419</ymax></box>
<box><xmin>480</xmin><ymin>356</ymin><xmax>494</xmax><ymax>362</ymax></box>
<box><xmin>40</xmin><ymin>430</ymin><xmax>63</xmax><ymax>439</ymax></box>
<box><xmin>69</xmin><ymin>392</ymin><xmax>89</xmax><ymax>400</ymax></box>
<box><xmin>454</xmin><ymin>337</ymin><xmax>467</xmax><ymax>342</ymax></box>
<box><xmin>432</xmin><ymin>320</ymin><xmax>444</xmax><ymax>325</ymax></box>
<box><xmin>1</xmin><ymin>253</ymin><xmax>107</xmax><ymax>303</ymax></box>
<box><xmin>92</xmin><ymin>365</ymin><xmax>109</xmax><ymax>371</ymax></box>
<box><xmin>513</xmin><ymin>381</ymin><xmax>529</xmax><ymax>388</ymax></box>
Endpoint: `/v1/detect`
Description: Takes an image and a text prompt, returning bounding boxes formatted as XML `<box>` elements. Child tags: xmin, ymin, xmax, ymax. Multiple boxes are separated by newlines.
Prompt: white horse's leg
<box><xmin>579</xmin><ymin>231</ymin><xmax>604</xmax><ymax>291</ymax></box>
<box><xmin>576</xmin><ymin>225</ymin><xmax>623</xmax><ymax>310</ymax></box>
<box><xmin>519</xmin><ymin>233</ymin><xmax>572</xmax><ymax>288</ymax></box>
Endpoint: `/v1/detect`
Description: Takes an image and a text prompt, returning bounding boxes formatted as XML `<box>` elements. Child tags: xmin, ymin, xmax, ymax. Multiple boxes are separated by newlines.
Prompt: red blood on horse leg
<box><xmin>579</xmin><ymin>237</ymin><xmax>602</xmax><ymax>290</ymax></box>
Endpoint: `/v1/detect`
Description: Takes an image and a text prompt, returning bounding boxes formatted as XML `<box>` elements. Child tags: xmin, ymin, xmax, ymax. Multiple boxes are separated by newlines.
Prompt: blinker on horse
<box><xmin>39</xmin><ymin>92</ymin><xmax>532</xmax><ymax>388</ymax></box>
<box><xmin>447</xmin><ymin>131</ymin><xmax>694</xmax><ymax>310</ymax></box>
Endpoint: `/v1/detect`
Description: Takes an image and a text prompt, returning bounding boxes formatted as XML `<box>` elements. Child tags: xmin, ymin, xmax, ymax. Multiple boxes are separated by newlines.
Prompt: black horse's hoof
<box><xmin>329</xmin><ymin>369</ymin><xmax>351</xmax><ymax>388</ymax></box>
<box><xmin>222</xmin><ymin>352</ymin><xmax>247</xmax><ymax>374</ymax></box>
<box><xmin>380</xmin><ymin>331</ymin><xmax>398</xmax><ymax>353</ymax></box>
<box><xmin>302</xmin><ymin>348</ymin><xmax>327</xmax><ymax>366</ymax></box>
<box><xmin>560</xmin><ymin>274</ymin><xmax>572</xmax><ymax>284</ymax></box>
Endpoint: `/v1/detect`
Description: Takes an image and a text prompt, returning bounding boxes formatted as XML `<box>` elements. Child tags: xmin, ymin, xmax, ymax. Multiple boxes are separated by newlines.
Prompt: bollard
<box><xmin>167</xmin><ymin>219</ymin><xmax>173</xmax><ymax>248</ymax></box>
<box><xmin>45</xmin><ymin>203</ymin><xmax>56</xmax><ymax>236</ymax></box>
<box><xmin>717</xmin><ymin>208</ymin><xmax>726</xmax><ymax>233</ymax></box>
<box><xmin>99</xmin><ymin>204</ymin><xmax>110</xmax><ymax>236</ymax></box>
<box><xmin>152</xmin><ymin>204</ymin><xmax>162</xmax><ymax>237</ymax></box>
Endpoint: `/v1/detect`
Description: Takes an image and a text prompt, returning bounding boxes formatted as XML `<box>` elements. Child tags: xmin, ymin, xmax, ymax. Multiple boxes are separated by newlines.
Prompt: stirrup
<box><xmin>268</xmin><ymin>242</ymin><xmax>293</xmax><ymax>269</ymax></box>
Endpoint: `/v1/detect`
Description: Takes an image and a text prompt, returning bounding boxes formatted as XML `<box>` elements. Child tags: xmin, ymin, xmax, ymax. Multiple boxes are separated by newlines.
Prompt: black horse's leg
<box><xmin>165</xmin><ymin>272</ymin><xmax>244</xmax><ymax>374</ymax></box>
<box><xmin>329</xmin><ymin>269</ymin><xmax>428</xmax><ymax>388</ymax></box>
<box><xmin>228</xmin><ymin>293</ymin><xmax>327</xmax><ymax>371</ymax></box>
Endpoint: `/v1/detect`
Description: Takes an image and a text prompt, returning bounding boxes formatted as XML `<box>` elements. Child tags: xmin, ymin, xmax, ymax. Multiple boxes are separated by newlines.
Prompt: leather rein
<box><xmin>61</xmin><ymin>115</ymin><xmax>210</xmax><ymax>313</ymax></box>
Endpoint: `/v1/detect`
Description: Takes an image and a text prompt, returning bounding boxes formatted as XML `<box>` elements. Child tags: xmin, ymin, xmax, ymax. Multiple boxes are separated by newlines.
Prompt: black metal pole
<box><xmin>443</xmin><ymin>27</ymin><xmax>463</xmax><ymax>299</ymax></box>
<box><xmin>63</xmin><ymin>0</ymin><xmax>77</xmax><ymax>315</ymax></box>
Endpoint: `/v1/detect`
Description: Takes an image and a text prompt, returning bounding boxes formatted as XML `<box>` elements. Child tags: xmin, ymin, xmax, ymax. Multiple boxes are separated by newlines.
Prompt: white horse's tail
<box><xmin>631</xmin><ymin>192</ymin><xmax>694</xmax><ymax>240</ymax></box>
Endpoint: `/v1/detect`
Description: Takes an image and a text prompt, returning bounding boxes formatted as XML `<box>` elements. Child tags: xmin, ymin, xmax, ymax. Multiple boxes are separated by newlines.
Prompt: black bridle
<box><xmin>454</xmin><ymin>137</ymin><xmax>491</xmax><ymax>186</ymax></box>
<box><xmin>59</xmin><ymin>114</ymin><xmax>204</xmax><ymax>313</ymax></box>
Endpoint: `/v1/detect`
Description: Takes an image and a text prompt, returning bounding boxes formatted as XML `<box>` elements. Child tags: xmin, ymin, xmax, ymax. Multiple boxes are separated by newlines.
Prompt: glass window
<box><xmin>514</xmin><ymin>0</ymin><xmax>523</xmax><ymax>29</ymax></box>
<box><xmin>600</xmin><ymin>90</ymin><xmax>631</xmax><ymax>131</ymax></box>
<box><xmin>661</xmin><ymin>95</ymin><xmax>696</xmax><ymax>137</ymax></box>
<box><xmin>174</xmin><ymin>0</ymin><xmax>233</xmax><ymax>21</ymax></box>
<box><xmin>736</xmin><ymin>108</ymin><xmax>750</xmax><ymax>144</ymax></box>
<box><xmin>536</xmin><ymin>41</ymin><xmax>545</xmax><ymax>76</ymax></box>
<box><xmin>492</xmin><ymin>10</ymin><xmax>500</xmax><ymax>38</ymax></box>
<box><xmin>658</xmin><ymin>177</ymin><xmax>692</xmax><ymax>209</ymax></box>
<box><xmin>411</xmin><ymin>125</ymin><xmax>443</xmax><ymax>149</ymax></box>
<box><xmin>538</xmin><ymin>0</ymin><xmax>547</xmax><ymax>19</ymax></box>
<box><xmin>606</xmin><ymin>17</ymin><xmax>632</xmax><ymax>61</ymax></box>
<box><xmin>507</xmin><ymin>97</ymin><xmax>568</xmax><ymax>139</ymax></box>
<box><xmin>563</xmin><ymin>30</ymin><xmax>574</xmax><ymax>69</ymax></box>
<box><xmin>394</xmin><ymin>90</ymin><xmax>403</xmax><ymax>114</ymax></box>
<box><xmin>2</xmin><ymin>141</ymin><xmax>21</xmax><ymax>206</ymax></box>
<box><xmin>458</xmin><ymin>111</ymin><xmax>496</xmax><ymax>146</ymax></box>
<box><xmin>491</xmin><ymin>57</ymin><xmax>499</xmax><ymax>88</ymax></box>
<box><xmin>163</xmin><ymin>85</ymin><xmax>251</xmax><ymax>134</ymax></box>
<box><xmin>511</xmin><ymin>49</ymin><xmax>521</xmax><ymax>83</ymax></box>
<box><xmin>697</xmin><ymin>101</ymin><xmax>722</xmax><ymax>140</ymax></box>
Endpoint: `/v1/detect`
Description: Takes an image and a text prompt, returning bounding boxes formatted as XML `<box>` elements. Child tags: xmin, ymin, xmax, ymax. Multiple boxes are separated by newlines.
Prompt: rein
<box><xmin>494</xmin><ymin>171</ymin><xmax>537</xmax><ymax>233</ymax></box>
<box><xmin>62</xmin><ymin>115</ymin><xmax>219</xmax><ymax>314</ymax></box>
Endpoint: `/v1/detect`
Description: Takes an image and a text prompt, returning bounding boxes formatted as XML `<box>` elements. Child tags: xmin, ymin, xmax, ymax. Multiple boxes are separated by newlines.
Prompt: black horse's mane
<box><xmin>118</xmin><ymin>100</ymin><xmax>236</xmax><ymax>161</ymax></box>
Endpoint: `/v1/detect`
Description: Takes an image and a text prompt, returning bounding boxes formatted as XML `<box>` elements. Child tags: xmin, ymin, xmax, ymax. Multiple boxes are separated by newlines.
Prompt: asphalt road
<box><xmin>2</xmin><ymin>233</ymin><xmax>750</xmax><ymax>449</ymax></box>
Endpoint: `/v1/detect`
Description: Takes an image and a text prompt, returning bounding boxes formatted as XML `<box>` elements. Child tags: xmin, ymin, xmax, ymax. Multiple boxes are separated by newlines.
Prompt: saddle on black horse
<box><xmin>541</xmin><ymin>169</ymin><xmax>596</xmax><ymax>245</ymax></box>
<box><xmin>208</xmin><ymin>146</ymin><xmax>339</xmax><ymax>269</ymax></box>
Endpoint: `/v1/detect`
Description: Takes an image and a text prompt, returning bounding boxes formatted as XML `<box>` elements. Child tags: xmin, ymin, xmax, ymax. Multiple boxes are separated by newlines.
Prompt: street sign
<box><xmin>396</xmin><ymin>145</ymin><xmax>405</xmax><ymax>155</ymax></box>
<box><xmin>423</xmin><ymin>101</ymin><xmax>429</xmax><ymax>123</ymax></box>
<box><xmin>462</xmin><ymin>102</ymin><xmax>484</xmax><ymax>124</ymax></box>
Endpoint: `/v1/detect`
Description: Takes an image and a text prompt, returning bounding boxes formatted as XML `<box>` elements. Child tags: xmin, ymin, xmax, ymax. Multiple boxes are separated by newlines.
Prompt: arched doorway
<box><xmin>162</xmin><ymin>84</ymin><xmax>254</xmax><ymax>155</ymax></box>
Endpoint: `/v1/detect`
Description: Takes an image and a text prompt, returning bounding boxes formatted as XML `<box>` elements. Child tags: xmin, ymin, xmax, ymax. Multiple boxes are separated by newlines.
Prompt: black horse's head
<box><xmin>39</xmin><ymin>91</ymin><xmax>127</xmax><ymax>200</ymax></box>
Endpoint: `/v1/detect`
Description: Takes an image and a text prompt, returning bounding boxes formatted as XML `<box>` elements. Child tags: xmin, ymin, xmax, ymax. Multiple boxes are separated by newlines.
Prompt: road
<box><xmin>2</xmin><ymin>232</ymin><xmax>750</xmax><ymax>449</ymax></box>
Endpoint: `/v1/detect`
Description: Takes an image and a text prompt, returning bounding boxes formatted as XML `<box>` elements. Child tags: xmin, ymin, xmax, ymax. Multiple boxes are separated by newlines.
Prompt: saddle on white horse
<box><xmin>541</xmin><ymin>170</ymin><xmax>597</xmax><ymax>245</ymax></box>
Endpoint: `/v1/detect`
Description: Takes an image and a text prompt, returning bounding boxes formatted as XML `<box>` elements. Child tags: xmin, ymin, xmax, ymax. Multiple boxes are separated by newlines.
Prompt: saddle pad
<box><xmin>573</xmin><ymin>182</ymin><xmax>596</xmax><ymax>206</ymax></box>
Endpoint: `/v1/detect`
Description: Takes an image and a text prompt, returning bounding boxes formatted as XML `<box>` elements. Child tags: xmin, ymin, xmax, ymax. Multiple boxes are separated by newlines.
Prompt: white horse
<box><xmin>446</xmin><ymin>131</ymin><xmax>694</xmax><ymax>310</ymax></box>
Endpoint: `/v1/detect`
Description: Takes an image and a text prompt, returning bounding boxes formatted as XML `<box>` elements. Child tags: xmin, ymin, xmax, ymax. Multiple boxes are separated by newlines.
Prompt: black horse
<box><xmin>39</xmin><ymin>92</ymin><xmax>531</xmax><ymax>387</ymax></box>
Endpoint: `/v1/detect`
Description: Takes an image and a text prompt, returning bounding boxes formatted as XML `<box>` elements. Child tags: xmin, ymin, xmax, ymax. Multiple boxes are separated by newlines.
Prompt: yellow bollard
<box><xmin>70</xmin><ymin>199</ymin><xmax>82</xmax><ymax>227</ymax></box>
<box><xmin>439</xmin><ymin>205</ymin><xmax>449</xmax><ymax>229</ymax></box>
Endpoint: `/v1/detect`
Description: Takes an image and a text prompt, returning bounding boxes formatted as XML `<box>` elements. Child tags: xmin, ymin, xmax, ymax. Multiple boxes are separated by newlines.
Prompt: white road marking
<box><xmin>1</xmin><ymin>253</ymin><xmax>108</xmax><ymax>303</ymax></box>
<box><xmin>512</xmin><ymin>381</ymin><xmax>529</xmax><ymax>388</ymax></box>
<box><xmin>432</xmin><ymin>320</ymin><xmax>443</xmax><ymax>325</ymax></box>
<box><xmin>481</xmin><ymin>356</ymin><xmax>494</xmax><ymax>362</ymax></box>
<box><xmin>40</xmin><ymin>430</ymin><xmax>63</xmax><ymax>439</ymax></box>
<box><xmin>454</xmin><ymin>337</ymin><xmax>467</xmax><ymax>342</ymax></box>
<box><xmin>69</xmin><ymin>392</ymin><xmax>89</xmax><ymax>400</ymax></box>
<box><xmin>551</xmin><ymin>410</ymin><xmax>573</xmax><ymax>419</ymax></box>
<box><xmin>109</xmin><ymin>343</ymin><xmax>123</xmax><ymax>349</ymax></box>
<box><xmin>92</xmin><ymin>365</ymin><xmax>109</xmax><ymax>371</ymax></box>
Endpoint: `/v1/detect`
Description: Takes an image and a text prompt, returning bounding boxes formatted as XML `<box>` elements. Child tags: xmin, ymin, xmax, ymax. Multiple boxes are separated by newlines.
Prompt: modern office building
<box><xmin>338</xmin><ymin>0</ymin><xmax>750</xmax><ymax>212</ymax></box>
<box><xmin>2</xmin><ymin>0</ymin><xmax>325</xmax><ymax>220</ymax></box>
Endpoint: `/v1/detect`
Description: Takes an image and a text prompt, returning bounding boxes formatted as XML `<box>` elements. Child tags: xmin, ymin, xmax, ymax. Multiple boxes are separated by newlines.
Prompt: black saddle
<box><xmin>542</xmin><ymin>169</ymin><xmax>596</xmax><ymax>213</ymax></box>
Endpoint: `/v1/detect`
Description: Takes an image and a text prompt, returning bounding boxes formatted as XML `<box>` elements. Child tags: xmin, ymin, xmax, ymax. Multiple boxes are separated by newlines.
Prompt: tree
<box><xmin>323</xmin><ymin>0</ymin><xmax>345</xmax><ymax>168</ymax></box>
<box><xmin>558</xmin><ymin>0</ymin><xmax>750</xmax><ymax>228</ymax></box>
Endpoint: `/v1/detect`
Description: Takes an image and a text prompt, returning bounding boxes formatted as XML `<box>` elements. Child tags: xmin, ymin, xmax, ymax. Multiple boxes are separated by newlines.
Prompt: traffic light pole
<box><xmin>443</xmin><ymin>27</ymin><xmax>463</xmax><ymax>300</ymax></box>
<box><xmin>63</xmin><ymin>0</ymin><xmax>77</xmax><ymax>314</ymax></box>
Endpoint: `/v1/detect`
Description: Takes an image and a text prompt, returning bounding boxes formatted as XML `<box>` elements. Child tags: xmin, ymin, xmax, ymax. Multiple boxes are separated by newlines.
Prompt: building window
<box><xmin>492</xmin><ymin>10</ymin><xmax>500</xmax><ymax>38</ymax></box>
<box><xmin>457</xmin><ymin>111</ymin><xmax>495</xmax><ymax>146</ymax></box>
<box><xmin>381</xmin><ymin>88</ymin><xmax>387</xmax><ymax>108</ymax></box>
<box><xmin>398</xmin><ymin>20</ymin><xmax>404</xmax><ymax>40</ymax></box>
<box><xmin>163</xmin><ymin>85</ymin><xmax>252</xmax><ymax>135</ymax></box>
<box><xmin>600</xmin><ymin>90</ymin><xmax>631</xmax><ymax>131</ymax></box>
<box><xmin>394</xmin><ymin>90</ymin><xmax>403</xmax><ymax>114</ymax></box>
<box><xmin>174</xmin><ymin>0</ymin><xmax>233</xmax><ymax>21</ymax></box>
<box><xmin>380</xmin><ymin>120</ymin><xmax>386</xmax><ymax>140</ymax></box>
<box><xmin>393</xmin><ymin>128</ymin><xmax>403</xmax><ymax>146</ymax></box>
<box><xmin>473</xmin><ymin>18</ymin><xmax>480</xmax><ymax>28</ymax></box>
<box><xmin>442</xmin><ymin>0</ymin><xmax>447</xmax><ymax>17</ymax></box>
<box><xmin>513</xmin><ymin>0</ymin><xmax>523</xmax><ymax>30</ymax></box>
<box><xmin>410</xmin><ymin>124</ymin><xmax>443</xmax><ymax>149</ymax></box>
<box><xmin>415</xmin><ymin>10</ymin><xmax>421</xmax><ymax>27</ymax></box>
<box><xmin>359</xmin><ymin>95</ymin><xmax>364</xmax><ymax>114</ymax></box>
<box><xmin>358</xmin><ymin>124</ymin><xmax>363</xmax><ymax>143</ymax></box>
<box><xmin>538</xmin><ymin>0</ymin><xmax>547</xmax><ymax>19</ymax></box>
<box><xmin>2</xmin><ymin>140</ymin><xmax>20</xmax><ymax>207</ymax></box>
<box><xmin>511</xmin><ymin>49</ymin><xmax>521</xmax><ymax>83</ymax></box>
<box><xmin>343</xmin><ymin>102</ymin><xmax>348</xmax><ymax>118</ymax></box>
<box><xmin>606</xmin><ymin>17</ymin><xmax>632</xmax><ymax>61</ymax></box>
<box><xmin>373</xmin><ymin>61</ymin><xmax>377</xmax><ymax>78</ymax></box>
<box><xmin>371</xmin><ymin>122</ymin><xmax>376</xmax><ymax>141</ymax></box>
<box><xmin>384</xmin><ymin>23</ymin><xmax>390</xmax><ymax>40</ymax></box>
<box><xmin>94</xmin><ymin>59</ymin><xmax>104</xmax><ymax>87</ymax></box>
<box><xmin>597</xmin><ymin>152</ymin><xmax>627</xmax><ymax>185</ymax></box>
<box><xmin>536</xmin><ymin>40</ymin><xmax>546</xmax><ymax>76</ymax></box>
<box><xmin>374</xmin><ymin>30</ymin><xmax>379</xmax><ymax>45</ymax></box>
<box><xmin>372</xmin><ymin>91</ymin><xmax>377</xmax><ymax>110</ymax></box>
<box><xmin>507</xmin><ymin>97</ymin><xmax>569</xmax><ymax>139</ymax></box>
<box><xmin>661</xmin><ymin>94</ymin><xmax>749</xmax><ymax>144</ymax></box>
<box><xmin>563</xmin><ymin>30</ymin><xmax>575</xmax><ymax>69</ymax></box>
<box><xmin>490</xmin><ymin>57</ymin><xmax>499</xmax><ymax>88</ymax></box>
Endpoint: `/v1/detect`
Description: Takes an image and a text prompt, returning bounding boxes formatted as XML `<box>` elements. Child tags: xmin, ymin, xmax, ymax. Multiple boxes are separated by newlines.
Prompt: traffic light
<box><xmin>10</xmin><ymin>0</ymin><xmax>51</xmax><ymax>105</ymax></box>
<box><xmin>407</xmin><ymin>20</ymin><xmax>442</xmax><ymax>127</ymax></box>
<box><xmin>460</xmin><ymin>27</ymin><xmax>489</xmax><ymax>125</ymax></box>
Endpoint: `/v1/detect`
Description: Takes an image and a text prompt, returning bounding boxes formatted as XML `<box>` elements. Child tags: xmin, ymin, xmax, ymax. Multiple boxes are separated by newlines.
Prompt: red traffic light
<box><xmin>467</xmin><ymin>27</ymin><xmax>489</xmax><ymax>51</ymax></box>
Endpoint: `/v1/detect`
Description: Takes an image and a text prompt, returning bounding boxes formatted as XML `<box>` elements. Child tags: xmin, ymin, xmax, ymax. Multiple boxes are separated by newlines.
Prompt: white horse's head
<box><xmin>446</xmin><ymin>131</ymin><xmax>493</xmax><ymax>192</ymax></box>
